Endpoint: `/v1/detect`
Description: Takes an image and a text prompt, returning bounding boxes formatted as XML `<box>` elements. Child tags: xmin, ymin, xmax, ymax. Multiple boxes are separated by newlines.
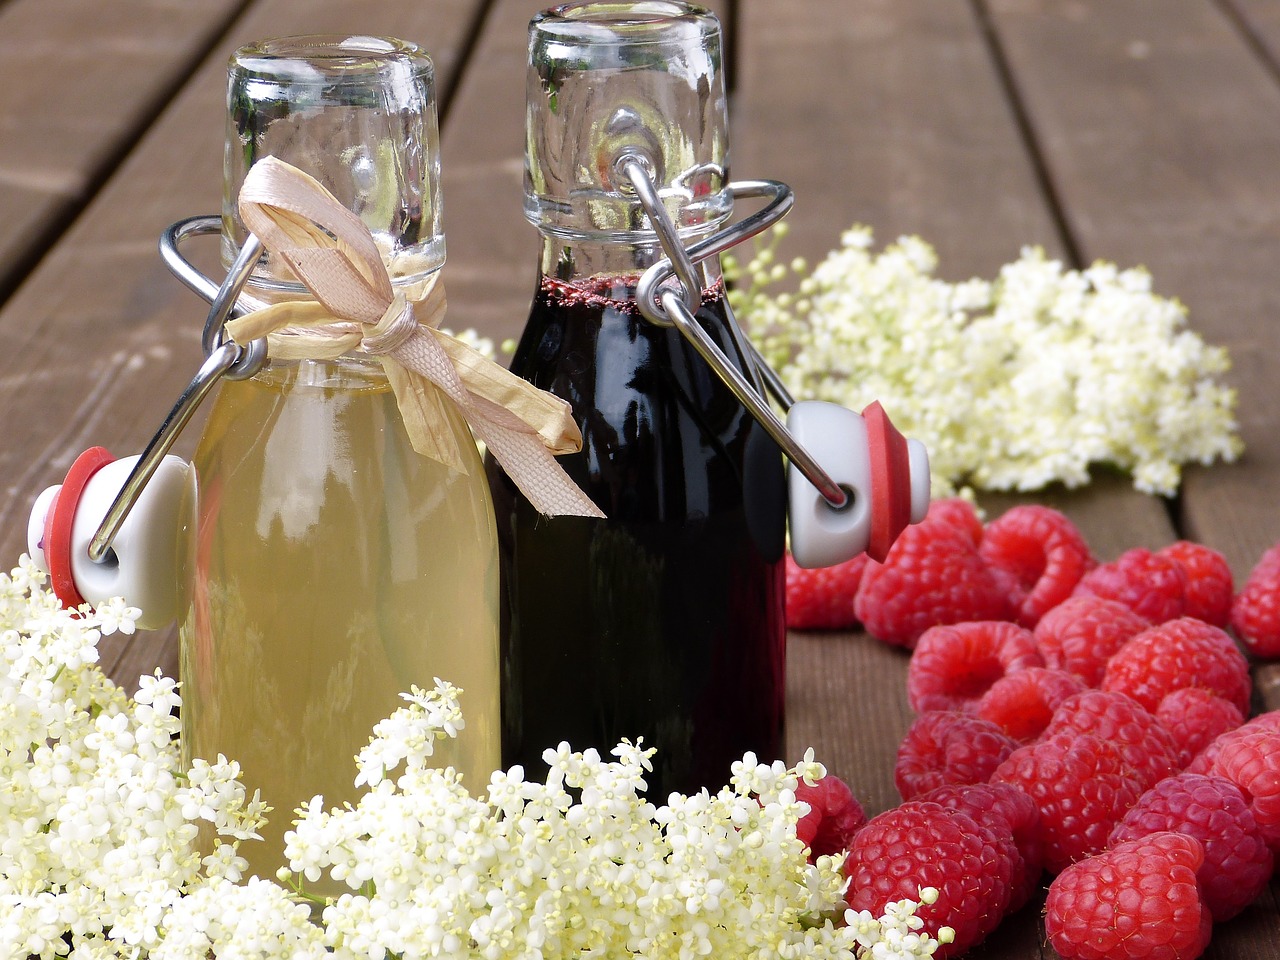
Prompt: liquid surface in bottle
<box><xmin>489</xmin><ymin>276</ymin><xmax>787</xmax><ymax>798</ymax></box>
<box><xmin>180</xmin><ymin>357</ymin><xmax>500</xmax><ymax>886</ymax></box>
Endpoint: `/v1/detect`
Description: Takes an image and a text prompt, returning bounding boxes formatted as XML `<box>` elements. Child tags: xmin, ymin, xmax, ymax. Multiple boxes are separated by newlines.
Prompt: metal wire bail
<box><xmin>619</xmin><ymin>163</ymin><xmax>850</xmax><ymax>511</ymax></box>
<box><xmin>87</xmin><ymin>220</ymin><xmax>268</xmax><ymax>562</ymax></box>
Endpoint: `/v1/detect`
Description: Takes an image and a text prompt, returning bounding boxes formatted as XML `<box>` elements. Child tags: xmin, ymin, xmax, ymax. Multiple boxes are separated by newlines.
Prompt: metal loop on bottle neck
<box><xmin>159</xmin><ymin>216</ymin><xmax>268</xmax><ymax>381</ymax></box>
<box><xmin>86</xmin><ymin>219</ymin><xmax>267</xmax><ymax>563</ymax></box>
<box><xmin>618</xmin><ymin>164</ymin><xmax>848</xmax><ymax>511</ymax></box>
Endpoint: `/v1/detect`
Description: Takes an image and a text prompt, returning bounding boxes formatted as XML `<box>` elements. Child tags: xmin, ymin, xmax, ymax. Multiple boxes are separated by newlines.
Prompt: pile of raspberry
<box><xmin>788</xmin><ymin>501</ymin><xmax>1280</xmax><ymax>959</ymax></box>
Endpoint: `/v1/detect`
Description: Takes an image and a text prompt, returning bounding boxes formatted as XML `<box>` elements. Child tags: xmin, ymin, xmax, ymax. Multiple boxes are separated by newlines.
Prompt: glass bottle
<box><xmin>488</xmin><ymin>2</ymin><xmax>787</xmax><ymax>798</ymax></box>
<box><xmin>179</xmin><ymin>36</ymin><xmax>500</xmax><ymax>883</ymax></box>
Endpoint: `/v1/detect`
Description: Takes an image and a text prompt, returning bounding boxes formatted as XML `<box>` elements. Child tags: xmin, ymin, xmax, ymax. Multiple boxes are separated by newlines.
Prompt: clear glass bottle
<box><xmin>488</xmin><ymin>3</ymin><xmax>787</xmax><ymax>797</ymax></box>
<box><xmin>179</xmin><ymin>36</ymin><xmax>500</xmax><ymax>884</ymax></box>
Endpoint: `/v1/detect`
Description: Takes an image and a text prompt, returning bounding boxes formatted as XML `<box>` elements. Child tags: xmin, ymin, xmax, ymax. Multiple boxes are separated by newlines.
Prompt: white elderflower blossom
<box><xmin>727</xmin><ymin>225</ymin><xmax>1241</xmax><ymax>497</ymax></box>
<box><xmin>2</xmin><ymin>560</ymin><xmax>944</xmax><ymax>959</ymax></box>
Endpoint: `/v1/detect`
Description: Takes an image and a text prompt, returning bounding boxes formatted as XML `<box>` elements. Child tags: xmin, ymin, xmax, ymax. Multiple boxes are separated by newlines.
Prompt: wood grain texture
<box><xmin>0</xmin><ymin>0</ymin><xmax>248</xmax><ymax>300</ymax></box>
<box><xmin>734</xmin><ymin>0</ymin><xmax>1065</xmax><ymax>280</ymax></box>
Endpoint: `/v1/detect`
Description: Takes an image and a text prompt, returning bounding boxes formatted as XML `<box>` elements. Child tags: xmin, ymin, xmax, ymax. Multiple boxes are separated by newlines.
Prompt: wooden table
<box><xmin>3</xmin><ymin>1</ymin><xmax>1280</xmax><ymax>956</ymax></box>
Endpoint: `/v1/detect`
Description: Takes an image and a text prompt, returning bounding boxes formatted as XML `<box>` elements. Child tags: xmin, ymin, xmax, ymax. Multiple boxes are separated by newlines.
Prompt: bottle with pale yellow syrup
<box><xmin>183</xmin><ymin>35</ymin><xmax>501</xmax><ymax>883</ymax></box>
<box><xmin>27</xmin><ymin>35</ymin><xmax>598</xmax><ymax>888</ymax></box>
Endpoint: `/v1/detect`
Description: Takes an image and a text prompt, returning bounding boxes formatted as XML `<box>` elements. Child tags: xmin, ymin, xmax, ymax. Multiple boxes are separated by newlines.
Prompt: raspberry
<box><xmin>1110</xmin><ymin>772</ymin><xmax>1272</xmax><ymax>921</ymax></box>
<box><xmin>784</xmin><ymin>551</ymin><xmax>867</xmax><ymax>630</ymax></box>
<box><xmin>1042</xmin><ymin>690</ymin><xmax>1180</xmax><ymax>789</ymax></box>
<box><xmin>1101</xmin><ymin>617</ymin><xmax>1251</xmax><ymax>715</ymax></box>
<box><xmin>978</xmin><ymin>505</ymin><xmax>1095</xmax><ymax>628</ymax></box>
<box><xmin>843</xmin><ymin>800</ymin><xmax>1017</xmax><ymax>956</ymax></box>
<box><xmin>1155</xmin><ymin>688</ymin><xmax>1244</xmax><ymax>767</ymax></box>
<box><xmin>917</xmin><ymin>782</ymin><xmax>1043</xmax><ymax>913</ymax></box>
<box><xmin>894</xmin><ymin>711</ymin><xmax>1019</xmax><ymax>801</ymax></box>
<box><xmin>1158</xmin><ymin>540</ymin><xmax>1234</xmax><ymax>628</ymax></box>
<box><xmin>1230</xmin><ymin>543</ymin><xmax>1280</xmax><ymax>657</ymax></box>
<box><xmin>1032</xmin><ymin>595</ymin><xmax>1150</xmax><ymax>686</ymax></box>
<box><xmin>1187</xmin><ymin>709</ymin><xmax>1280</xmax><ymax>774</ymax></box>
<box><xmin>853</xmin><ymin>518</ymin><xmax>1012</xmax><ymax>649</ymax></box>
<box><xmin>974</xmin><ymin>666</ymin><xmax>1086</xmax><ymax>742</ymax></box>
<box><xmin>1044</xmin><ymin>832</ymin><xmax>1211</xmax><ymax>960</ymax></box>
<box><xmin>793</xmin><ymin>773</ymin><xmax>866</xmax><ymax>861</ymax></box>
<box><xmin>907</xmin><ymin>621</ymin><xmax>1042</xmax><ymax>713</ymax></box>
<box><xmin>1072</xmin><ymin>547</ymin><xmax>1187</xmax><ymax>624</ymax></box>
<box><xmin>1206</xmin><ymin>727</ymin><xmax>1280</xmax><ymax>851</ymax></box>
<box><xmin>925</xmin><ymin>497</ymin><xmax>984</xmax><ymax>546</ymax></box>
<box><xmin>991</xmin><ymin>732</ymin><xmax>1145</xmax><ymax>873</ymax></box>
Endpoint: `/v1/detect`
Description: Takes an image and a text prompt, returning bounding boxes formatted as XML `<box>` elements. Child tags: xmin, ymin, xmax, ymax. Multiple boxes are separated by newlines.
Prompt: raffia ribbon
<box><xmin>223</xmin><ymin>156</ymin><xmax>604</xmax><ymax>518</ymax></box>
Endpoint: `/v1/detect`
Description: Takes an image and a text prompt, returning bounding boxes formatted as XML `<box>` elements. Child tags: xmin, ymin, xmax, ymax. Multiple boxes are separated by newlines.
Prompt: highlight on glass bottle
<box><xmin>26</xmin><ymin>35</ymin><xmax>503</xmax><ymax>891</ymax></box>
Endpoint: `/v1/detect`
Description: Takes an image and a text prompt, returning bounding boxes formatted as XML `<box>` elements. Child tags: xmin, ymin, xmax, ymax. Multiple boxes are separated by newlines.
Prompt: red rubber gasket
<box><xmin>43</xmin><ymin>446</ymin><xmax>115</xmax><ymax>611</ymax></box>
<box><xmin>864</xmin><ymin>401</ymin><xmax>912</xmax><ymax>563</ymax></box>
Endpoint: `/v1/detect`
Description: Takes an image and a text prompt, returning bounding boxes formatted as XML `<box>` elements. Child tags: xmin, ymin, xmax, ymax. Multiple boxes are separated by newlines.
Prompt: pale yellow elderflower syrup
<box><xmin>178</xmin><ymin>356</ymin><xmax>500</xmax><ymax>888</ymax></box>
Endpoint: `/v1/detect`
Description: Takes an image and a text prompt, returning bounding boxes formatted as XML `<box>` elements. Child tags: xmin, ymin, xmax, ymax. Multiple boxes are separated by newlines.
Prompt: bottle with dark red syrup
<box><xmin>488</xmin><ymin>1</ymin><xmax>787</xmax><ymax>798</ymax></box>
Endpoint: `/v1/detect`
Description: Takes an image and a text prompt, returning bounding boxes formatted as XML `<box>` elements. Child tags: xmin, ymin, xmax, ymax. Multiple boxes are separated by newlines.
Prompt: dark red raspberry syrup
<box><xmin>487</xmin><ymin>275</ymin><xmax>788</xmax><ymax>797</ymax></box>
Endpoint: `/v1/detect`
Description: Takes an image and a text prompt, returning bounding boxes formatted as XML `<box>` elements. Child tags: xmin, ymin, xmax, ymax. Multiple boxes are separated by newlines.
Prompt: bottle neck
<box><xmin>237</xmin><ymin>255</ymin><xmax>441</xmax><ymax>376</ymax></box>
<box><xmin>535</xmin><ymin>229</ymin><xmax>722</xmax><ymax>294</ymax></box>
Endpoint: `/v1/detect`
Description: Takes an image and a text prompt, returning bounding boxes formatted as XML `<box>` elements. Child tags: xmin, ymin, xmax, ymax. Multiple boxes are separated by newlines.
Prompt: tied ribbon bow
<box><xmin>224</xmin><ymin>157</ymin><xmax>604</xmax><ymax>519</ymax></box>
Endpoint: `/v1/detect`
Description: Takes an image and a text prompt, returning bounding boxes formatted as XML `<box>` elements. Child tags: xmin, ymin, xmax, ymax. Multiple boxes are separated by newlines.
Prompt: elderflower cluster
<box><xmin>728</xmin><ymin>225</ymin><xmax>1242</xmax><ymax>497</ymax></box>
<box><xmin>1</xmin><ymin>559</ymin><xmax>946</xmax><ymax>960</ymax></box>
<box><xmin>0</xmin><ymin>557</ymin><xmax>271</xmax><ymax>959</ymax></box>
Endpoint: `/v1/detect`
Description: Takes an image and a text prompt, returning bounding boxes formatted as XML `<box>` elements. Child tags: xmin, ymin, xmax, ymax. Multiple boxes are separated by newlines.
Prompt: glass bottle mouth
<box><xmin>223</xmin><ymin>34</ymin><xmax>445</xmax><ymax>294</ymax></box>
<box><xmin>525</xmin><ymin>2</ymin><xmax>732</xmax><ymax>242</ymax></box>
<box><xmin>534</xmin><ymin>2</ymin><xmax>716</xmax><ymax>42</ymax></box>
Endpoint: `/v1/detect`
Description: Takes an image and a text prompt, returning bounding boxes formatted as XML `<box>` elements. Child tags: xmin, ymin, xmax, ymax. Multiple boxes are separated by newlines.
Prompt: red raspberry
<box><xmin>784</xmin><ymin>551</ymin><xmax>867</xmax><ymax>630</ymax></box>
<box><xmin>974</xmin><ymin>666</ymin><xmax>1086</xmax><ymax>742</ymax></box>
<box><xmin>1158</xmin><ymin>540</ymin><xmax>1233</xmax><ymax>628</ymax></box>
<box><xmin>991</xmin><ymin>732</ymin><xmax>1145</xmax><ymax>873</ymax></box>
<box><xmin>853</xmin><ymin>519</ymin><xmax>1012</xmax><ymax>649</ymax></box>
<box><xmin>1205</xmin><ymin>727</ymin><xmax>1280</xmax><ymax>851</ymax></box>
<box><xmin>1110</xmin><ymin>773</ymin><xmax>1272</xmax><ymax>921</ymax></box>
<box><xmin>1044</xmin><ymin>832</ymin><xmax>1211</xmax><ymax>960</ymax></box>
<box><xmin>1042</xmin><ymin>690</ymin><xmax>1180</xmax><ymax>790</ymax></box>
<box><xmin>1155</xmin><ymin>688</ymin><xmax>1244</xmax><ymax>768</ymax></box>
<box><xmin>843</xmin><ymin>800</ymin><xmax>1017</xmax><ymax>957</ymax></box>
<box><xmin>1187</xmin><ymin>709</ymin><xmax>1280</xmax><ymax>774</ymax></box>
<box><xmin>925</xmin><ymin>497</ymin><xmax>984</xmax><ymax>546</ymax></box>
<box><xmin>1101</xmin><ymin>617</ymin><xmax>1251</xmax><ymax>715</ymax></box>
<box><xmin>978</xmin><ymin>505</ymin><xmax>1095</xmax><ymax>628</ymax></box>
<box><xmin>1032</xmin><ymin>595</ymin><xmax>1151</xmax><ymax>686</ymax></box>
<box><xmin>1230</xmin><ymin>543</ymin><xmax>1280</xmax><ymax>657</ymax></box>
<box><xmin>907</xmin><ymin>621</ymin><xmax>1043</xmax><ymax>713</ymax></box>
<box><xmin>917</xmin><ymin>782</ymin><xmax>1043</xmax><ymax>913</ymax></box>
<box><xmin>794</xmin><ymin>773</ymin><xmax>866</xmax><ymax>861</ymax></box>
<box><xmin>894</xmin><ymin>711</ymin><xmax>1019</xmax><ymax>801</ymax></box>
<box><xmin>1072</xmin><ymin>547</ymin><xmax>1187</xmax><ymax>624</ymax></box>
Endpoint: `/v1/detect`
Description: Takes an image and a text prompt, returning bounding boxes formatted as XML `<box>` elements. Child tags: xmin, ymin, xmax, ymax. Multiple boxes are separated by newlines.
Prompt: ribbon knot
<box><xmin>361</xmin><ymin>294</ymin><xmax>419</xmax><ymax>357</ymax></box>
<box><xmin>223</xmin><ymin>156</ymin><xmax>604</xmax><ymax>519</ymax></box>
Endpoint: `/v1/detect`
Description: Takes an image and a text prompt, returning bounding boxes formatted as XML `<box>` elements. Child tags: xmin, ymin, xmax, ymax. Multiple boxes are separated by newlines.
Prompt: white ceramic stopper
<box><xmin>786</xmin><ymin>401</ymin><xmax>874</xmax><ymax>569</ymax></box>
<box><xmin>786</xmin><ymin>400</ymin><xmax>931</xmax><ymax>569</ymax></box>
<box><xmin>28</xmin><ymin>455</ymin><xmax>192</xmax><ymax>631</ymax></box>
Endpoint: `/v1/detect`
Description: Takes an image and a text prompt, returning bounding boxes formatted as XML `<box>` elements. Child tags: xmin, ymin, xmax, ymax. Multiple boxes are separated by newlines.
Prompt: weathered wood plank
<box><xmin>0</xmin><ymin>0</ymin><xmax>487</xmax><ymax>687</ymax></box>
<box><xmin>986</xmin><ymin>0</ymin><xmax>1280</xmax><ymax>579</ymax></box>
<box><xmin>1225</xmin><ymin>0</ymin><xmax>1280</xmax><ymax>69</ymax></box>
<box><xmin>0</xmin><ymin>0</ymin><xmax>248</xmax><ymax>303</ymax></box>
<box><xmin>734</xmin><ymin>0</ymin><xmax>1065</xmax><ymax>281</ymax></box>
